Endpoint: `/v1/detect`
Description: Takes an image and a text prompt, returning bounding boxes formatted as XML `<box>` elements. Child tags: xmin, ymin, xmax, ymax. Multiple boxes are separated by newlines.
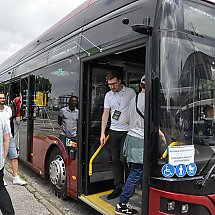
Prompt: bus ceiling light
<box><xmin>181</xmin><ymin>204</ymin><xmax>189</xmax><ymax>214</ymax></box>
<box><xmin>167</xmin><ymin>201</ymin><xmax>175</xmax><ymax>211</ymax></box>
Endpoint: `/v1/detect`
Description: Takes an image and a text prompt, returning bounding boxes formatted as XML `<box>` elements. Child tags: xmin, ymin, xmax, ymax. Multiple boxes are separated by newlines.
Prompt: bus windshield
<box><xmin>158</xmin><ymin>32</ymin><xmax>215</xmax><ymax>178</ymax></box>
<box><xmin>184</xmin><ymin>0</ymin><xmax>215</xmax><ymax>39</ymax></box>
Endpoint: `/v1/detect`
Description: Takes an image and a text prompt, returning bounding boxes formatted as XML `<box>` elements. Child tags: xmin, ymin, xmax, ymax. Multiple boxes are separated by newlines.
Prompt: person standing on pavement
<box><xmin>0</xmin><ymin>92</ymin><xmax>27</xmax><ymax>186</ymax></box>
<box><xmin>115</xmin><ymin>76</ymin><xmax>166</xmax><ymax>215</ymax></box>
<box><xmin>0</xmin><ymin>117</ymin><xmax>15</xmax><ymax>215</ymax></box>
<box><xmin>100</xmin><ymin>71</ymin><xmax>136</xmax><ymax>200</ymax></box>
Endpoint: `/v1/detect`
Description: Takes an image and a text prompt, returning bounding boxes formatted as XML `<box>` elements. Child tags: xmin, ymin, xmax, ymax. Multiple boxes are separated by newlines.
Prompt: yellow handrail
<box><xmin>161</xmin><ymin>141</ymin><xmax>179</xmax><ymax>159</ymax></box>
<box><xmin>89</xmin><ymin>135</ymin><xmax>109</xmax><ymax>176</ymax></box>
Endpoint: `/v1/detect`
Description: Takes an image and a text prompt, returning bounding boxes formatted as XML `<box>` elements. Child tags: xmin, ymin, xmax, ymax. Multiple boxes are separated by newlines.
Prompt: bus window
<box><xmin>33</xmin><ymin>58</ymin><xmax>79</xmax><ymax>137</ymax></box>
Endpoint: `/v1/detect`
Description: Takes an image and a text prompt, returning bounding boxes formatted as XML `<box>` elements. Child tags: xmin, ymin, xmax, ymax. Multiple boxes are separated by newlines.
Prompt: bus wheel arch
<box><xmin>47</xmin><ymin>146</ymin><xmax>67</xmax><ymax>199</ymax></box>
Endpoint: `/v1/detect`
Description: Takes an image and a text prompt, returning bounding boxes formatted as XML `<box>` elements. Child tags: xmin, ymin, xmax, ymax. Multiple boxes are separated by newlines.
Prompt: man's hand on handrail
<box><xmin>100</xmin><ymin>133</ymin><xmax>107</xmax><ymax>145</ymax></box>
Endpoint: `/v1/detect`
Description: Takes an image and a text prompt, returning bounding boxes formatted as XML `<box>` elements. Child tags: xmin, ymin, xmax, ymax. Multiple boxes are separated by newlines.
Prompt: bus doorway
<box><xmin>80</xmin><ymin>46</ymin><xmax>146</xmax><ymax>214</ymax></box>
<box><xmin>10</xmin><ymin>76</ymin><xmax>35</xmax><ymax>164</ymax></box>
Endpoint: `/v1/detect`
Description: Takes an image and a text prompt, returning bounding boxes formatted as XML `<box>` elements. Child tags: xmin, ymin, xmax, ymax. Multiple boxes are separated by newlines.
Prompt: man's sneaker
<box><xmin>4</xmin><ymin>181</ymin><xmax>7</xmax><ymax>186</ymax></box>
<box><xmin>115</xmin><ymin>202</ymin><xmax>138</xmax><ymax>215</ymax></box>
<box><xmin>107</xmin><ymin>188</ymin><xmax>122</xmax><ymax>200</ymax></box>
<box><xmin>12</xmin><ymin>176</ymin><xmax>27</xmax><ymax>186</ymax></box>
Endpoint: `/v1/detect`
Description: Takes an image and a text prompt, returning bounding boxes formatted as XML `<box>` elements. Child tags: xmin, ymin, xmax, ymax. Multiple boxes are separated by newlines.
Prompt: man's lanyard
<box><xmin>114</xmin><ymin>92</ymin><xmax>123</xmax><ymax>108</ymax></box>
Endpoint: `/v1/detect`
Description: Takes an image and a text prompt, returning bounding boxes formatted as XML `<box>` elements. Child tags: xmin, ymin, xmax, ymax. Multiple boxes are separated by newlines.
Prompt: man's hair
<box><xmin>203</xmin><ymin>104</ymin><xmax>213</xmax><ymax>114</ymax></box>
<box><xmin>106</xmin><ymin>70</ymin><xmax>122</xmax><ymax>81</ymax></box>
<box><xmin>69</xmin><ymin>96</ymin><xmax>78</xmax><ymax>103</ymax></box>
<box><xmin>0</xmin><ymin>91</ymin><xmax>5</xmax><ymax>95</ymax></box>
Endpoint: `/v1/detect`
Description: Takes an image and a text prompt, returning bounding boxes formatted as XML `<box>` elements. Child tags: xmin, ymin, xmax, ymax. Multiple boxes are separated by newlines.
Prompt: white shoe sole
<box><xmin>114</xmin><ymin>209</ymin><xmax>138</xmax><ymax>215</ymax></box>
<box><xmin>13</xmin><ymin>182</ymin><xmax>27</xmax><ymax>186</ymax></box>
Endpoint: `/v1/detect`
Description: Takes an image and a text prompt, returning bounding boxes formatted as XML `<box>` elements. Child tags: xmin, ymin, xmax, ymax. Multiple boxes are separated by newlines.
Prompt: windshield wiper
<box><xmin>188</xmin><ymin>22</ymin><xmax>204</xmax><ymax>38</ymax></box>
<box><xmin>190</xmin><ymin>30</ymin><xmax>204</xmax><ymax>38</ymax></box>
<box><xmin>196</xmin><ymin>148</ymin><xmax>215</xmax><ymax>189</ymax></box>
<box><xmin>196</xmin><ymin>162</ymin><xmax>215</xmax><ymax>188</ymax></box>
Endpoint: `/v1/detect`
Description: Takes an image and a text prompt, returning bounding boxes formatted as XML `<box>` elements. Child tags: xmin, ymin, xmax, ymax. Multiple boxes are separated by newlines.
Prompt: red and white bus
<box><xmin>0</xmin><ymin>0</ymin><xmax>215</xmax><ymax>214</ymax></box>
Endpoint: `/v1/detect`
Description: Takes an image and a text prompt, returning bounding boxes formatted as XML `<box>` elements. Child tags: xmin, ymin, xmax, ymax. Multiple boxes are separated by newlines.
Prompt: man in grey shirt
<box><xmin>58</xmin><ymin>96</ymin><xmax>79</xmax><ymax>142</ymax></box>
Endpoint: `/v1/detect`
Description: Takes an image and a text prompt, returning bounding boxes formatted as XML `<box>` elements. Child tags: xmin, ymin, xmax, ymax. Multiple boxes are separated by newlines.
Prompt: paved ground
<box><xmin>2</xmin><ymin>160</ymin><xmax>141</xmax><ymax>215</ymax></box>
<box><xmin>2</xmin><ymin>159</ymin><xmax>97</xmax><ymax>215</ymax></box>
<box><xmin>1</xmin><ymin>168</ymin><xmax>52</xmax><ymax>215</ymax></box>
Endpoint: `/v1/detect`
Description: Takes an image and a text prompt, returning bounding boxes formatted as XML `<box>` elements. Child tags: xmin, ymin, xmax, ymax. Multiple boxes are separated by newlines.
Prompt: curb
<box><xmin>5</xmin><ymin>162</ymin><xmax>64</xmax><ymax>215</ymax></box>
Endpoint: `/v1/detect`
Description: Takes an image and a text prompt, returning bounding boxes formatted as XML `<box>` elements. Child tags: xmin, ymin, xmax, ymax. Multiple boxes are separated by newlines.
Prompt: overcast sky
<box><xmin>0</xmin><ymin>0</ymin><xmax>86</xmax><ymax>64</ymax></box>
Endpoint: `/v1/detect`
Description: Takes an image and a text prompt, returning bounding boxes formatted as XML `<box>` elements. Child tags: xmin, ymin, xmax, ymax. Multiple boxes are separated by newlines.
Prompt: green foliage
<box><xmin>36</xmin><ymin>76</ymin><xmax>52</xmax><ymax>93</ymax></box>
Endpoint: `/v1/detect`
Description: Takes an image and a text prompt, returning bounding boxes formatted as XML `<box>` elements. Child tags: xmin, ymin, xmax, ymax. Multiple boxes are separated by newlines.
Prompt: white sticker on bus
<box><xmin>168</xmin><ymin>145</ymin><xmax>195</xmax><ymax>166</ymax></box>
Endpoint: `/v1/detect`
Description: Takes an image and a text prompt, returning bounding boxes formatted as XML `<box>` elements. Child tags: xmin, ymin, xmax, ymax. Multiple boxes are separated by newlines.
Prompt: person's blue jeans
<box><xmin>120</xmin><ymin>163</ymin><xmax>143</xmax><ymax>204</ymax></box>
<box><xmin>8</xmin><ymin>137</ymin><xmax>19</xmax><ymax>159</ymax></box>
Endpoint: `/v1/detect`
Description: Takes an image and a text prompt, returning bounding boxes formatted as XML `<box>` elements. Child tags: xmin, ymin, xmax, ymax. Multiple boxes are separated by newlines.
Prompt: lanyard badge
<box><xmin>112</xmin><ymin>110</ymin><xmax>121</xmax><ymax>120</ymax></box>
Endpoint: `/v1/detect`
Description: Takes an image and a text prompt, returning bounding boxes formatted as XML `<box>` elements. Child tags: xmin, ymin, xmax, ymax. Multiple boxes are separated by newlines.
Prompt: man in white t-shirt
<box><xmin>0</xmin><ymin>92</ymin><xmax>27</xmax><ymax>186</ymax></box>
<box><xmin>100</xmin><ymin>71</ymin><xmax>136</xmax><ymax>200</ymax></box>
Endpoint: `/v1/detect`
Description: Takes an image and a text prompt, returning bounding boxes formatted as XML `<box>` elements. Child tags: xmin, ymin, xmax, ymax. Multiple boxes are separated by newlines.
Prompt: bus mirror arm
<box><xmin>131</xmin><ymin>24</ymin><xmax>153</xmax><ymax>35</ymax></box>
<box><xmin>123</xmin><ymin>17</ymin><xmax>153</xmax><ymax>35</ymax></box>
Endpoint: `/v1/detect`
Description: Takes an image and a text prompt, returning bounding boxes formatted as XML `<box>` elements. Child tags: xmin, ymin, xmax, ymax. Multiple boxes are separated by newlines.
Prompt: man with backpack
<box><xmin>0</xmin><ymin>92</ymin><xmax>27</xmax><ymax>186</ymax></box>
<box><xmin>114</xmin><ymin>76</ymin><xmax>166</xmax><ymax>215</ymax></box>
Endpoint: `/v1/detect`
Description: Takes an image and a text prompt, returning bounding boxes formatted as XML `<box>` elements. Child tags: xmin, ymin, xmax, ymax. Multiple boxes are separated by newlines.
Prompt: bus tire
<box><xmin>48</xmin><ymin>147</ymin><xmax>67</xmax><ymax>199</ymax></box>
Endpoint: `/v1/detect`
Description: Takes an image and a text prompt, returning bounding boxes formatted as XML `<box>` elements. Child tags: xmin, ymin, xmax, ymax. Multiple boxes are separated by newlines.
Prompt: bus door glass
<box><xmin>19</xmin><ymin>77</ymin><xmax>29</xmax><ymax>162</ymax></box>
<box><xmin>0</xmin><ymin>83</ymin><xmax>4</xmax><ymax>95</ymax></box>
<box><xmin>3</xmin><ymin>83</ymin><xmax>9</xmax><ymax>104</ymax></box>
<box><xmin>83</xmin><ymin>64</ymin><xmax>119</xmax><ymax>195</ymax></box>
<box><xmin>27</xmin><ymin>75</ymin><xmax>35</xmax><ymax>162</ymax></box>
<box><xmin>9</xmin><ymin>80</ymin><xmax>20</xmax><ymax>100</ymax></box>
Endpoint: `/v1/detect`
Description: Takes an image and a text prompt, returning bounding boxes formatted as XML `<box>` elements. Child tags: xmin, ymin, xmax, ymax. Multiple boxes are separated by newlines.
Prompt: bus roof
<box><xmin>0</xmin><ymin>0</ymin><xmax>138</xmax><ymax>72</ymax></box>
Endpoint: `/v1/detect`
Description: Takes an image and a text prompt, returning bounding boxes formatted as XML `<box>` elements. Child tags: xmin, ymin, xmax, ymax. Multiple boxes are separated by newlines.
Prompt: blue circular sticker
<box><xmin>187</xmin><ymin>163</ymin><xmax>197</xmax><ymax>176</ymax></box>
<box><xmin>175</xmin><ymin>164</ymin><xmax>186</xmax><ymax>177</ymax></box>
<box><xmin>161</xmin><ymin>164</ymin><xmax>175</xmax><ymax>178</ymax></box>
